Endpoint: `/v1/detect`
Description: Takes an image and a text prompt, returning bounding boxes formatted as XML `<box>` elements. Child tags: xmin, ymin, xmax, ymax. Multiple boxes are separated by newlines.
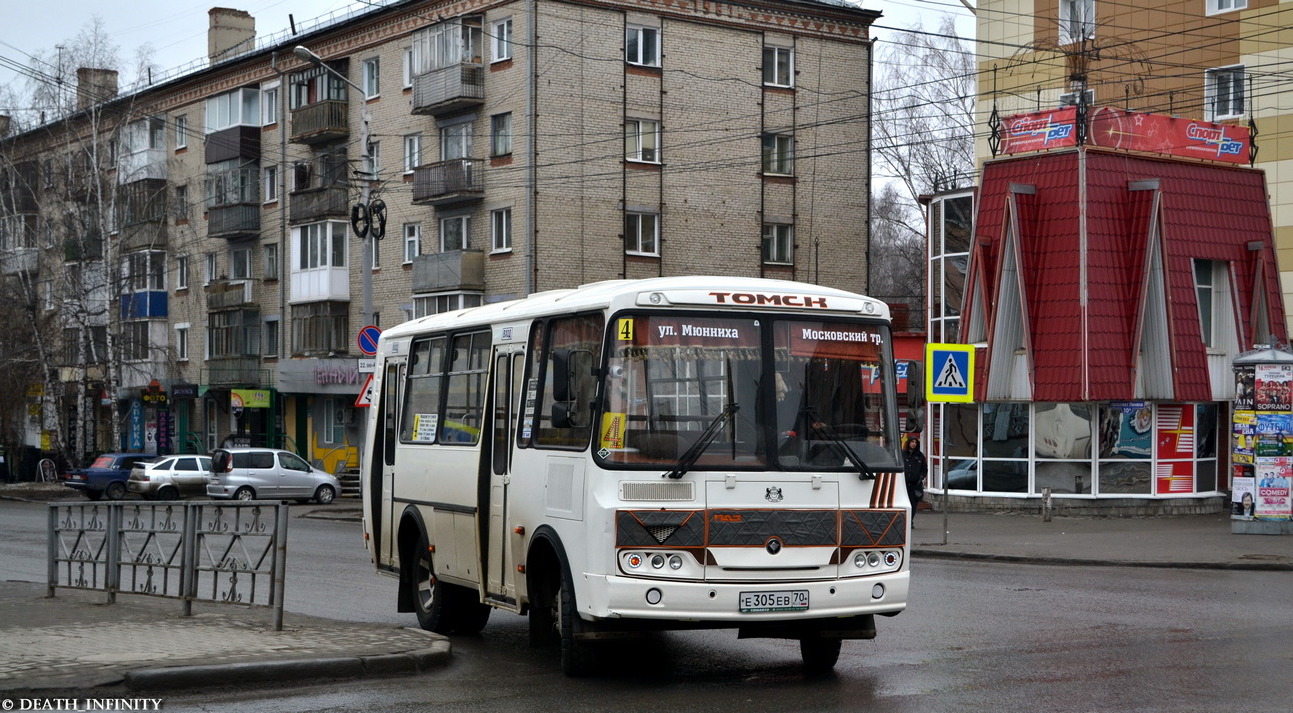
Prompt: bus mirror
<box><xmin>904</xmin><ymin>360</ymin><xmax>925</xmax><ymax>408</ymax></box>
<box><xmin>551</xmin><ymin>402</ymin><xmax>588</xmax><ymax>429</ymax></box>
<box><xmin>552</xmin><ymin>348</ymin><xmax>593</xmax><ymax>403</ymax></box>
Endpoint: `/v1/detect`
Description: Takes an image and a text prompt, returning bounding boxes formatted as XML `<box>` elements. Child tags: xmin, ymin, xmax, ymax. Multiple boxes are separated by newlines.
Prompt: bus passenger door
<box><xmin>485</xmin><ymin>349</ymin><xmax>524</xmax><ymax>603</ymax></box>
<box><xmin>373</xmin><ymin>360</ymin><xmax>402</xmax><ymax>566</ymax></box>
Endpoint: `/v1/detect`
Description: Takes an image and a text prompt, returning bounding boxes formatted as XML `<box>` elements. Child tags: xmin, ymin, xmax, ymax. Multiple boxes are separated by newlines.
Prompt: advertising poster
<box><xmin>1255</xmin><ymin>364</ymin><xmax>1293</xmax><ymax>411</ymax></box>
<box><xmin>1232</xmin><ymin>410</ymin><xmax>1256</xmax><ymax>464</ymax></box>
<box><xmin>1099</xmin><ymin>402</ymin><xmax>1152</xmax><ymax>458</ymax></box>
<box><xmin>1232</xmin><ymin>476</ymin><xmax>1257</xmax><ymax>519</ymax></box>
<box><xmin>1254</xmin><ymin>458</ymin><xmax>1292</xmax><ymax>520</ymax></box>
<box><xmin>1155</xmin><ymin>404</ymin><xmax>1194</xmax><ymax>494</ymax></box>
<box><xmin>1255</xmin><ymin>412</ymin><xmax>1293</xmax><ymax>456</ymax></box>
<box><xmin>1234</xmin><ymin>365</ymin><xmax>1256</xmax><ymax>411</ymax></box>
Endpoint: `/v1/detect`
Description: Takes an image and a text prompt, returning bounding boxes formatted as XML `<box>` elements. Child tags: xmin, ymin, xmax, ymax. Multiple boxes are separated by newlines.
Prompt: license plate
<box><xmin>739</xmin><ymin>590</ymin><xmax>809</xmax><ymax>613</ymax></box>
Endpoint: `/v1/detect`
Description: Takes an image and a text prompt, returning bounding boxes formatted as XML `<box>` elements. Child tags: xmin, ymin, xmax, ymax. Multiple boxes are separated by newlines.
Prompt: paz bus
<box><xmin>359</xmin><ymin>276</ymin><xmax>912</xmax><ymax>675</ymax></box>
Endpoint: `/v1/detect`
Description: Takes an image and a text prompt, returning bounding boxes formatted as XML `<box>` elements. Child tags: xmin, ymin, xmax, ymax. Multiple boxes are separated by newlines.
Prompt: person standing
<box><xmin>903</xmin><ymin>437</ymin><xmax>927</xmax><ymax>523</ymax></box>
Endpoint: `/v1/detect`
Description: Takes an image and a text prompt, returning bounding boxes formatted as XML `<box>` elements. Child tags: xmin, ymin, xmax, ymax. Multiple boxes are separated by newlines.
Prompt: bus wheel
<box><xmin>450</xmin><ymin>587</ymin><xmax>492</xmax><ymax>634</ymax></box>
<box><xmin>528</xmin><ymin>572</ymin><xmax>557</xmax><ymax>648</ymax></box>
<box><xmin>557</xmin><ymin>569</ymin><xmax>596</xmax><ymax>676</ymax></box>
<box><xmin>799</xmin><ymin>637</ymin><xmax>842</xmax><ymax>674</ymax></box>
<box><xmin>409</xmin><ymin>532</ymin><xmax>451</xmax><ymax>634</ymax></box>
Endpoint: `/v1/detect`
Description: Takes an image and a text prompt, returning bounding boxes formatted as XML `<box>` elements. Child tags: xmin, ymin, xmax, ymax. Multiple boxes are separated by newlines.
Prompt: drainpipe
<box><xmin>525</xmin><ymin>0</ymin><xmax>537</xmax><ymax>295</ymax></box>
<box><xmin>272</xmin><ymin>51</ymin><xmax>288</xmax><ymax>447</ymax></box>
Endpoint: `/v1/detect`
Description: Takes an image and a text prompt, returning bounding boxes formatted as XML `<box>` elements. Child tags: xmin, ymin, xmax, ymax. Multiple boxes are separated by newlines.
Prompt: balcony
<box><xmin>208</xmin><ymin>203</ymin><xmax>261</xmax><ymax>239</ymax></box>
<box><xmin>411</xmin><ymin>63</ymin><xmax>485</xmax><ymax>116</ymax></box>
<box><xmin>117</xmin><ymin>148</ymin><xmax>168</xmax><ymax>185</ymax></box>
<box><xmin>411</xmin><ymin>250</ymin><xmax>485</xmax><ymax>293</ymax></box>
<box><xmin>205</xmin><ymin>280</ymin><xmax>254</xmax><ymax>311</ymax></box>
<box><xmin>290</xmin><ymin>186</ymin><xmax>350</xmax><ymax>224</ymax></box>
<box><xmin>203</xmin><ymin>358</ymin><xmax>268</xmax><ymax>388</ymax></box>
<box><xmin>412</xmin><ymin>159</ymin><xmax>483</xmax><ymax>207</ymax></box>
<box><xmin>290</xmin><ymin>100</ymin><xmax>349</xmax><ymax>145</ymax></box>
<box><xmin>119</xmin><ymin>291</ymin><xmax>168</xmax><ymax>320</ymax></box>
<box><xmin>206</xmin><ymin>126</ymin><xmax>261</xmax><ymax>164</ymax></box>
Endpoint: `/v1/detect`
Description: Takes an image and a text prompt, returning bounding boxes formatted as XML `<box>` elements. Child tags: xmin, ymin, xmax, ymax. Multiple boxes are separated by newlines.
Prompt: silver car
<box><xmin>207</xmin><ymin>448</ymin><xmax>340</xmax><ymax>504</ymax></box>
<box><xmin>127</xmin><ymin>455</ymin><xmax>214</xmax><ymax>500</ymax></box>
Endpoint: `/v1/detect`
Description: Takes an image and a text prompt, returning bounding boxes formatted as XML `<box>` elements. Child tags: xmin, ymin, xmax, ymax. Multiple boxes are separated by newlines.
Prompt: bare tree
<box><xmin>25</xmin><ymin>17</ymin><xmax>122</xmax><ymax>122</ymax></box>
<box><xmin>872</xmin><ymin>16</ymin><xmax>977</xmax><ymax>201</ymax></box>
<box><xmin>869</xmin><ymin>182</ymin><xmax>926</xmax><ymax>329</ymax></box>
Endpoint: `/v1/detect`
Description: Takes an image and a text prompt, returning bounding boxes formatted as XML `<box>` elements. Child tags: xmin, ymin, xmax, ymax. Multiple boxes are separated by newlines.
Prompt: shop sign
<box><xmin>171</xmin><ymin>383</ymin><xmax>198</xmax><ymax>399</ymax></box>
<box><xmin>315</xmin><ymin>363</ymin><xmax>362</xmax><ymax>385</ymax></box>
<box><xmin>231</xmin><ymin>389</ymin><xmax>272</xmax><ymax>408</ymax></box>
<box><xmin>141</xmin><ymin>379</ymin><xmax>168</xmax><ymax>406</ymax></box>
<box><xmin>1001</xmin><ymin>107</ymin><xmax>1251</xmax><ymax>165</ymax></box>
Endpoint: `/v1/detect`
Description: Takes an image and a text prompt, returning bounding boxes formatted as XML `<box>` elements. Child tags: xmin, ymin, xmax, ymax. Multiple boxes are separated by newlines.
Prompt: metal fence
<box><xmin>47</xmin><ymin>501</ymin><xmax>289</xmax><ymax>630</ymax></box>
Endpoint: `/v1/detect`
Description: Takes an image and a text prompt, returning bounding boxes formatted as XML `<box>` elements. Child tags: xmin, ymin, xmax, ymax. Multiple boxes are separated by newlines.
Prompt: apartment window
<box><xmin>762</xmin><ymin>223</ymin><xmax>793</xmax><ymax>264</ymax></box>
<box><xmin>1194</xmin><ymin>260</ymin><xmax>1232</xmax><ymax>349</ymax></box>
<box><xmin>263</xmin><ymin>165</ymin><xmax>278</xmax><ymax>203</ymax></box>
<box><xmin>762</xmin><ymin>133</ymin><xmax>794</xmax><ymax>175</ymax></box>
<box><xmin>263</xmin><ymin>243</ymin><xmax>279</xmax><ymax>280</ymax></box>
<box><xmin>210</xmin><ymin>308</ymin><xmax>261</xmax><ymax>358</ymax></box>
<box><xmin>1206</xmin><ymin>66</ymin><xmax>1245</xmax><ymax>120</ymax></box>
<box><xmin>205</xmin><ymin>159</ymin><xmax>259</xmax><ymax>208</ymax></box>
<box><xmin>441</xmin><ymin>216</ymin><xmax>469</xmax><ymax>251</ymax></box>
<box><xmin>625</xmin><ymin>119</ymin><xmax>660</xmax><ymax>163</ymax></box>
<box><xmin>174</xmin><ymin>115</ymin><xmax>188</xmax><ymax>149</ymax></box>
<box><xmin>205</xmin><ymin>87</ymin><xmax>260</xmax><ymax>133</ymax></box>
<box><xmin>123</xmin><ymin>321</ymin><xmax>151</xmax><ymax>362</ymax></box>
<box><xmin>1208</xmin><ymin>0</ymin><xmax>1246</xmax><ymax>14</ymax></box>
<box><xmin>625</xmin><ymin>212</ymin><xmax>659</xmax><ymax>256</ymax></box>
<box><xmin>263</xmin><ymin>318</ymin><xmax>279</xmax><ymax>357</ymax></box>
<box><xmin>626</xmin><ymin>25</ymin><xmax>660</xmax><ymax>67</ymax></box>
<box><xmin>763</xmin><ymin>46</ymin><xmax>793</xmax><ymax>87</ymax></box>
<box><xmin>491</xmin><ymin>208</ymin><xmax>512</xmax><ymax>252</ymax></box>
<box><xmin>492</xmin><ymin>18</ymin><xmax>513</xmax><ymax>62</ymax></box>
<box><xmin>404</xmin><ymin>223</ymin><xmax>422</xmax><ymax>263</ymax></box>
<box><xmin>205</xmin><ymin>253</ymin><xmax>218</xmax><ymax>283</ymax></box>
<box><xmin>1059</xmin><ymin>0</ymin><xmax>1095</xmax><ymax>45</ymax></box>
<box><xmin>122</xmin><ymin>250</ymin><xmax>166</xmax><ymax>291</ymax></box>
<box><xmin>362</xmin><ymin>57</ymin><xmax>381</xmax><ymax>98</ymax></box>
<box><xmin>298</xmin><ymin>221</ymin><xmax>348</xmax><ymax>269</ymax></box>
<box><xmin>402</xmin><ymin>47</ymin><xmax>413</xmax><ymax>88</ymax></box>
<box><xmin>404</xmin><ymin>134</ymin><xmax>422</xmax><ymax>173</ymax></box>
<box><xmin>368</xmin><ymin>141</ymin><xmax>381</xmax><ymax>178</ymax></box>
<box><xmin>410</xmin><ymin>17</ymin><xmax>484</xmax><ymax>75</ymax></box>
<box><xmin>175</xmin><ymin>324</ymin><xmax>190</xmax><ymax>361</ymax></box>
<box><xmin>491</xmin><ymin>113</ymin><xmax>512</xmax><ymax>156</ymax></box>
<box><xmin>261</xmin><ymin>82</ymin><xmax>279</xmax><ymax>125</ymax></box>
<box><xmin>175</xmin><ymin>255</ymin><xmax>189</xmax><ymax>290</ymax></box>
<box><xmin>442</xmin><ymin>123</ymin><xmax>472</xmax><ymax>160</ymax></box>
<box><xmin>413</xmin><ymin>292</ymin><xmax>483</xmax><ymax>318</ymax></box>
<box><xmin>174</xmin><ymin>184</ymin><xmax>189</xmax><ymax>222</ymax></box>
<box><xmin>230</xmin><ymin>247</ymin><xmax>252</xmax><ymax>280</ymax></box>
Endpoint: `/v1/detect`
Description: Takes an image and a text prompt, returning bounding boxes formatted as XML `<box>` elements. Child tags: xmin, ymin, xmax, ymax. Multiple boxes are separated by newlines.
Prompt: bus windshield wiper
<box><xmin>805</xmin><ymin>407</ymin><xmax>875</xmax><ymax>480</ymax></box>
<box><xmin>664</xmin><ymin>403</ymin><xmax>739</xmax><ymax>480</ymax></box>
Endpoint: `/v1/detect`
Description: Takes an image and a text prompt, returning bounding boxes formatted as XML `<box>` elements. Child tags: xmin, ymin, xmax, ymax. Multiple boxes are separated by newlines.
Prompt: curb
<box><xmin>912</xmin><ymin>548</ymin><xmax>1293</xmax><ymax>571</ymax></box>
<box><xmin>122</xmin><ymin>638</ymin><xmax>451</xmax><ymax>691</ymax></box>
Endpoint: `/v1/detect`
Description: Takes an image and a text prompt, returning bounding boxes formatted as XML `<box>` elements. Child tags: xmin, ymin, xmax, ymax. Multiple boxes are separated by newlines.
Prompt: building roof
<box><xmin>965</xmin><ymin>147</ymin><xmax>1287</xmax><ymax>402</ymax></box>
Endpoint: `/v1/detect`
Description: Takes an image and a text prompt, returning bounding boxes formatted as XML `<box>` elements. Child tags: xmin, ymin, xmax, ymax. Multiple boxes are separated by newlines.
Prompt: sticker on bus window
<box><xmin>412</xmin><ymin>413</ymin><xmax>438</xmax><ymax>442</ymax></box>
<box><xmin>600</xmin><ymin>412</ymin><xmax>627</xmax><ymax>450</ymax></box>
<box><xmin>617</xmin><ymin>318</ymin><xmax>634</xmax><ymax>341</ymax></box>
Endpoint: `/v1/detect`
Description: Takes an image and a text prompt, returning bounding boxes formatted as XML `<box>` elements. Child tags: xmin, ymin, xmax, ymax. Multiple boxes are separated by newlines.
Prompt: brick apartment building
<box><xmin>0</xmin><ymin>0</ymin><xmax>880</xmax><ymax>476</ymax></box>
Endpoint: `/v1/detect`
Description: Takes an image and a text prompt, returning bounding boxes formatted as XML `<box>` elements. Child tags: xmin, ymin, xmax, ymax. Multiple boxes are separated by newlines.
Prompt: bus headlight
<box><xmin>650</xmin><ymin>554</ymin><xmax>665</xmax><ymax>569</ymax></box>
<box><xmin>668</xmin><ymin>555</ymin><xmax>683</xmax><ymax>570</ymax></box>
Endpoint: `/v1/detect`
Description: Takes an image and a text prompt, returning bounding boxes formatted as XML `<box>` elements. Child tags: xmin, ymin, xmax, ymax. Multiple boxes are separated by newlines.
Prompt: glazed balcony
<box><xmin>411</xmin><ymin>250</ymin><xmax>485</xmax><ymax>293</ymax></box>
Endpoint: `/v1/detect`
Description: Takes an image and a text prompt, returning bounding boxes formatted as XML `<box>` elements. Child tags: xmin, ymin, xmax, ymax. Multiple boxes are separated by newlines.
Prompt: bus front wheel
<box><xmin>800</xmin><ymin>637</ymin><xmax>842</xmax><ymax>674</ymax></box>
<box><xmin>409</xmin><ymin>532</ymin><xmax>451</xmax><ymax>633</ymax></box>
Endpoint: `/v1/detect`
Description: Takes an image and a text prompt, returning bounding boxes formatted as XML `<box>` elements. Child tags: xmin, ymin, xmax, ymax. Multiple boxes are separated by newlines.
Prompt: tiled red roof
<box><xmin>964</xmin><ymin>147</ymin><xmax>1287</xmax><ymax>402</ymax></box>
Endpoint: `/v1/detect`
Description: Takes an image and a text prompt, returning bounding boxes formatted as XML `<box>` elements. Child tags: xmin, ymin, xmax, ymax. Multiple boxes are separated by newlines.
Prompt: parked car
<box><xmin>63</xmin><ymin>453</ymin><xmax>158</xmax><ymax>501</ymax></box>
<box><xmin>127</xmin><ymin>455</ymin><xmax>214</xmax><ymax>500</ymax></box>
<box><xmin>207</xmin><ymin>448</ymin><xmax>339</xmax><ymax>504</ymax></box>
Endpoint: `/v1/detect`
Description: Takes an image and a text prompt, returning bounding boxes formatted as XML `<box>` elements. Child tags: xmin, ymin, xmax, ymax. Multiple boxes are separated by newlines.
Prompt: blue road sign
<box><xmin>357</xmin><ymin>325</ymin><xmax>382</xmax><ymax>356</ymax></box>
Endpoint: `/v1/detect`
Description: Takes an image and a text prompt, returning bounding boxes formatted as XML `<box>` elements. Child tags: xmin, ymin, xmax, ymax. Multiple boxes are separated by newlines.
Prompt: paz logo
<box><xmin>765</xmin><ymin>486</ymin><xmax>783</xmax><ymax>503</ymax></box>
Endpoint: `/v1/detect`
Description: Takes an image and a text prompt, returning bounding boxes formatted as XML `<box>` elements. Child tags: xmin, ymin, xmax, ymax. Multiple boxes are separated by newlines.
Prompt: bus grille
<box><xmin>620</xmin><ymin>481</ymin><xmax>695</xmax><ymax>502</ymax></box>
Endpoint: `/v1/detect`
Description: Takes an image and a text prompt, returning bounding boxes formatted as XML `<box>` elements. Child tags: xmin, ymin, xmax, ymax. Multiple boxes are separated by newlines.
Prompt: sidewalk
<box><xmin>2</xmin><ymin>482</ymin><xmax>1290</xmax><ymax>697</ymax></box>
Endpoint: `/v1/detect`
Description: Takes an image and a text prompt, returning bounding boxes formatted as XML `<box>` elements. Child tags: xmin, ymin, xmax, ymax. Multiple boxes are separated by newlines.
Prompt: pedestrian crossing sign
<box><xmin>925</xmin><ymin>343</ymin><xmax>975</xmax><ymax>403</ymax></box>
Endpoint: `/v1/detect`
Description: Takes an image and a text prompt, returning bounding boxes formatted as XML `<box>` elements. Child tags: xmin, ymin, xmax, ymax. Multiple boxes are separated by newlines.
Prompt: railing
<box><xmin>208</xmin><ymin>202</ymin><xmax>261</xmax><ymax>239</ymax></box>
<box><xmin>290</xmin><ymin>100</ymin><xmax>349</xmax><ymax>144</ymax></box>
<box><xmin>412</xmin><ymin>159</ymin><xmax>483</xmax><ymax>205</ymax></box>
<box><xmin>411</xmin><ymin>63</ymin><xmax>485</xmax><ymax>115</ymax></box>
<box><xmin>205</xmin><ymin>280</ymin><xmax>254</xmax><ymax>310</ymax></box>
<box><xmin>203</xmin><ymin>359</ymin><xmax>268</xmax><ymax>387</ymax></box>
<box><xmin>290</xmin><ymin>185</ymin><xmax>350</xmax><ymax>223</ymax></box>
<box><xmin>48</xmin><ymin>501</ymin><xmax>289</xmax><ymax>629</ymax></box>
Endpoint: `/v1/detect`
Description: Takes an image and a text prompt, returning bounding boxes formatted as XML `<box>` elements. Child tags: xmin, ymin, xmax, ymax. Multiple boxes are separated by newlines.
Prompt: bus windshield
<box><xmin>595</xmin><ymin>313</ymin><xmax>901</xmax><ymax>472</ymax></box>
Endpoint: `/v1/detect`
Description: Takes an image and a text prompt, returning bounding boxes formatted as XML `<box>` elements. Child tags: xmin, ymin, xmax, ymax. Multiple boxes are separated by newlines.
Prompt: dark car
<box><xmin>63</xmin><ymin>453</ymin><xmax>157</xmax><ymax>501</ymax></box>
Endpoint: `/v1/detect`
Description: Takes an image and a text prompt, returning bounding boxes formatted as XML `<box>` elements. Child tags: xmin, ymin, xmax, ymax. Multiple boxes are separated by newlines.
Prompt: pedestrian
<box><xmin>903</xmin><ymin>437</ymin><xmax>926</xmax><ymax>522</ymax></box>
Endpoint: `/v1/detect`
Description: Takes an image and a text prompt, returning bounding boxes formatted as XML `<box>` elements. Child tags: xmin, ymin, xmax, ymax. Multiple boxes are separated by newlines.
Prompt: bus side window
<box><xmin>401</xmin><ymin>336</ymin><xmax>446</xmax><ymax>443</ymax></box>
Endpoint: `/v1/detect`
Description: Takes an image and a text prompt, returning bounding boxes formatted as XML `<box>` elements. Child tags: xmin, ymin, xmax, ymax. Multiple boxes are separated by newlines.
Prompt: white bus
<box><xmin>360</xmin><ymin>276</ymin><xmax>911</xmax><ymax>675</ymax></box>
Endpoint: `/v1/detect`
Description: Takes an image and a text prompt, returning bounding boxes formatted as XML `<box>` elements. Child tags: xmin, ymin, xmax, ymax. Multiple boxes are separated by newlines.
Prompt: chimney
<box><xmin>209</xmin><ymin>8</ymin><xmax>256</xmax><ymax>65</ymax></box>
<box><xmin>76</xmin><ymin>68</ymin><xmax>119</xmax><ymax>111</ymax></box>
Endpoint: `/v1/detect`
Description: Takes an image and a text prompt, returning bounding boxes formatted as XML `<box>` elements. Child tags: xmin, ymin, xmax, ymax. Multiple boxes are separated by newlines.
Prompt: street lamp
<box><xmin>292</xmin><ymin>45</ymin><xmax>376</xmax><ymax>329</ymax></box>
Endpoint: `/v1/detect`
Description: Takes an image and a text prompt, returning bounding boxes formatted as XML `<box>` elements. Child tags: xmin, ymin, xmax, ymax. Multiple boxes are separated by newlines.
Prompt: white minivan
<box><xmin>207</xmin><ymin>448</ymin><xmax>340</xmax><ymax>504</ymax></box>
